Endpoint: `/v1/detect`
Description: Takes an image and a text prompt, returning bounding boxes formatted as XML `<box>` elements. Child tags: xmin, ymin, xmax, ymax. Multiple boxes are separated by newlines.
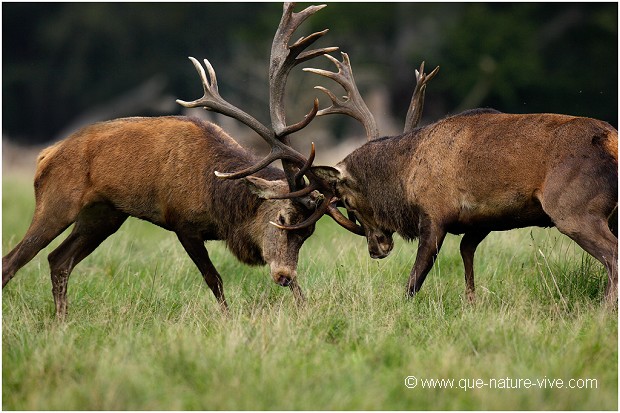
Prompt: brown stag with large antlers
<box><xmin>288</xmin><ymin>52</ymin><xmax>617</xmax><ymax>303</ymax></box>
<box><xmin>2</xmin><ymin>3</ymin><xmax>362</xmax><ymax>319</ymax></box>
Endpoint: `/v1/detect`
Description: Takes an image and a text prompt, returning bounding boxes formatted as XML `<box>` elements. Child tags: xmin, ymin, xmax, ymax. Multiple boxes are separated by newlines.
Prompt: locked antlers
<box><xmin>178</xmin><ymin>3</ymin><xmax>437</xmax><ymax>235</ymax></box>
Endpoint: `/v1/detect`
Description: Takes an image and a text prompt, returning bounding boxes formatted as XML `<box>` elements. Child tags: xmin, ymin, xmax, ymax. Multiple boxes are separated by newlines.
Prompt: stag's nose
<box><xmin>370</xmin><ymin>249</ymin><xmax>391</xmax><ymax>259</ymax></box>
<box><xmin>271</xmin><ymin>266</ymin><xmax>295</xmax><ymax>287</ymax></box>
<box><xmin>369</xmin><ymin>233</ymin><xmax>393</xmax><ymax>259</ymax></box>
<box><xmin>276</xmin><ymin>274</ymin><xmax>292</xmax><ymax>287</ymax></box>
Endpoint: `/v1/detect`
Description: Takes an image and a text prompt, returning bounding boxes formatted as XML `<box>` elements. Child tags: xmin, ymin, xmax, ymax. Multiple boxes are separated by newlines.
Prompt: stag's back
<box><xmin>403</xmin><ymin>111</ymin><xmax>616</xmax><ymax>206</ymax></box>
<box><xmin>344</xmin><ymin>110</ymin><xmax>617</xmax><ymax>234</ymax></box>
<box><xmin>33</xmin><ymin>116</ymin><xmax>274</xmax><ymax>229</ymax></box>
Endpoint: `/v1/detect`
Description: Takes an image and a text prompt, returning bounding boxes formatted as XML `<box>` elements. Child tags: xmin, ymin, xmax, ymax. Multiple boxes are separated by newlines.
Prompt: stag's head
<box><xmin>304</xmin><ymin>54</ymin><xmax>439</xmax><ymax>259</ymax></box>
<box><xmin>309</xmin><ymin>162</ymin><xmax>394</xmax><ymax>259</ymax></box>
<box><xmin>242</xmin><ymin>175</ymin><xmax>320</xmax><ymax>286</ymax></box>
<box><xmin>177</xmin><ymin>3</ymin><xmax>363</xmax><ymax>288</ymax></box>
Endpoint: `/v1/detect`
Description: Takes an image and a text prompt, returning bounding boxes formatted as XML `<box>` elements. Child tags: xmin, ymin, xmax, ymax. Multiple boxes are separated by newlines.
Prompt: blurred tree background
<box><xmin>2</xmin><ymin>2</ymin><xmax>617</xmax><ymax>147</ymax></box>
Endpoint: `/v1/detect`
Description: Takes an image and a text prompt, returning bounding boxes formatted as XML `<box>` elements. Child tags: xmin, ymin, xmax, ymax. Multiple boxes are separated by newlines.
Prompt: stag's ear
<box><xmin>243</xmin><ymin>176</ymin><xmax>288</xmax><ymax>199</ymax></box>
<box><xmin>311</xmin><ymin>165</ymin><xmax>346</xmax><ymax>185</ymax></box>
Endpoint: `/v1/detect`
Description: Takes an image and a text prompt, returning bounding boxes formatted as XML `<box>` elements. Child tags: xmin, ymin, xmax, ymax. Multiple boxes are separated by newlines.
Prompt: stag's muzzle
<box><xmin>368</xmin><ymin>232</ymin><xmax>394</xmax><ymax>259</ymax></box>
<box><xmin>270</xmin><ymin>264</ymin><xmax>296</xmax><ymax>287</ymax></box>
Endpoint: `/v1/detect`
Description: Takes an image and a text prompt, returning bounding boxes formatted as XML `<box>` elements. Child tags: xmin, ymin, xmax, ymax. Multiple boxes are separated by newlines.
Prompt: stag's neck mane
<box><xmin>213</xmin><ymin>166</ymin><xmax>280</xmax><ymax>267</ymax></box>
<box><xmin>195</xmin><ymin>118</ymin><xmax>283</xmax><ymax>266</ymax></box>
<box><xmin>345</xmin><ymin>133</ymin><xmax>424</xmax><ymax>240</ymax></box>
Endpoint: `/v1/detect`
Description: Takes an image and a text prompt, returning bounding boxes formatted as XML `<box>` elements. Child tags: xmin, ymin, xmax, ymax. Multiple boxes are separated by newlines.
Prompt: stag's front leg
<box><xmin>459</xmin><ymin>231</ymin><xmax>489</xmax><ymax>303</ymax></box>
<box><xmin>176</xmin><ymin>232</ymin><xmax>229</xmax><ymax>313</ymax></box>
<box><xmin>407</xmin><ymin>222</ymin><xmax>446</xmax><ymax>297</ymax></box>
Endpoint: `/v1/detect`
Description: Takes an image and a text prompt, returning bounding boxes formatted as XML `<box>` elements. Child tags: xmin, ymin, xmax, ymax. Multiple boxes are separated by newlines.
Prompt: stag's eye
<box><xmin>277</xmin><ymin>213</ymin><xmax>287</xmax><ymax>225</ymax></box>
<box><xmin>342</xmin><ymin>197</ymin><xmax>355</xmax><ymax>211</ymax></box>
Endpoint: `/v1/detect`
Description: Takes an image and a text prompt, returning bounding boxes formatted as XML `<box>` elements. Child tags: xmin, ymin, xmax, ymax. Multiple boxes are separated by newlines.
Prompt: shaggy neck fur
<box><xmin>194</xmin><ymin>119</ymin><xmax>285</xmax><ymax>266</ymax></box>
<box><xmin>343</xmin><ymin>132</ymin><xmax>423</xmax><ymax>241</ymax></box>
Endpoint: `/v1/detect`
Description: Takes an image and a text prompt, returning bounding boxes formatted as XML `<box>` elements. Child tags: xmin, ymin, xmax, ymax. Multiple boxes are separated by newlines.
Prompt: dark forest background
<box><xmin>2</xmin><ymin>2</ymin><xmax>618</xmax><ymax>147</ymax></box>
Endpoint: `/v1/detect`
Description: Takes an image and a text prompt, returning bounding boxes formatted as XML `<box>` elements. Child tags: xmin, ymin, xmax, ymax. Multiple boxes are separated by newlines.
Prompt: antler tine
<box><xmin>260</xmin><ymin>143</ymin><xmax>318</xmax><ymax>199</ymax></box>
<box><xmin>214</xmin><ymin>148</ymin><xmax>295</xmax><ymax>180</ymax></box>
<box><xmin>326</xmin><ymin>202</ymin><xmax>365</xmax><ymax>235</ymax></box>
<box><xmin>222</xmin><ymin>143</ymin><xmax>317</xmax><ymax>192</ymax></box>
<box><xmin>270</xmin><ymin>3</ymin><xmax>338</xmax><ymax>136</ymax></box>
<box><xmin>270</xmin><ymin>194</ymin><xmax>332</xmax><ymax>230</ymax></box>
<box><xmin>175</xmin><ymin>56</ymin><xmax>214</xmax><ymax>108</ymax></box>
<box><xmin>280</xmin><ymin>98</ymin><xmax>320</xmax><ymax>138</ymax></box>
<box><xmin>304</xmin><ymin>52</ymin><xmax>380</xmax><ymax>140</ymax></box>
<box><xmin>294</xmin><ymin>31</ymin><xmax>339</xmax><ymax>64</ymax></box>
<box><xmin>404</xmin><ymin>61</ymin><xmax>439</xmax><ymax>133</ymax></box>
<box><xmin>294</xmin><ymin>141</ymin><xmax>316</xmax><ymax>185</ymax></box>
<box><xmin>177</xmin><ymin>57</ymin><xmax>274</xmax><ymax>145</ymax></box>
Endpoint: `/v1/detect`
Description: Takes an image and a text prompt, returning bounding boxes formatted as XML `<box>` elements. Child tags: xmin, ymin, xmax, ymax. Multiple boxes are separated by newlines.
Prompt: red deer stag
<box><xmin>276</xmin><ymin>52</ymin><xmax>618</xmax><ymax>303</ymax></box>
<box><xmin>2</xmin><ymin>3</ymin><xmax>362</xmax><ymax>319</ymax></box>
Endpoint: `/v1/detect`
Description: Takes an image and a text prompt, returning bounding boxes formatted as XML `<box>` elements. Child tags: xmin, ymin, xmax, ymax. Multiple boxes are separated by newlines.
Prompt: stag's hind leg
<box><xmin>3</xmin><ymin>209</ymin><xmax>76</xmax><ymax>288</ymax></box>
<box><xmin>47</xmin><ymin>203</ymin><xmax>127</xmax><ymax>319</ymax></box>
<box><xmin>540</xmin><ymin>158</ymin><xmax>618</xmax><ymax>303</ymax></box>
<box><xmin>553</xmin><ymin>215</ymin><xmax>618</xmax><ymax>303</ymax></box>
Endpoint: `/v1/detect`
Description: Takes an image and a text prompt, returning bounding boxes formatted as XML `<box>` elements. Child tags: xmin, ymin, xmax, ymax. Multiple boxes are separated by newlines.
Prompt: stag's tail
<box><xmin>592</xmin><ymin>126</ymin><xmax>618</xmax><ymax>163</ymax></box>
<box><xmin>594</xmin><ymin>127</ymin><xmax>619</xmax><ymax>237</ymax></box>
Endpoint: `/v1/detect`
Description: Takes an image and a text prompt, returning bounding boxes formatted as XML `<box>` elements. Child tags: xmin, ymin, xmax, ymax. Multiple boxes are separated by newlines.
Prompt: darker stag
<box><xmin>2</xmin><ymin>3</ymin><xmax>361</xmax><ymax>319</ymax></box>
<box><xmin>287</xmin><ymin>53</ymin><xmax>617</xmax><ymax>303</ymax></box>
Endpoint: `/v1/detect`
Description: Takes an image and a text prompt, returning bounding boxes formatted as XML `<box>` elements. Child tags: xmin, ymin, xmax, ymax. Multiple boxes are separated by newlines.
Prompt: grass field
<box><xmin>2</xmin><ymin>176</ymin><xmax>618</xmax><ymax>410</ymax></box>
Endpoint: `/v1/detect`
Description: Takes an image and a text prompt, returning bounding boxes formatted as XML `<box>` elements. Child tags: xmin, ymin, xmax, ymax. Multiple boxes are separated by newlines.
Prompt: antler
<box><xmin>176</xmin><ymin>57</ymin><xmax>273</xmax><ymax>143</ymax></box>
<box><xmin>404</xmin><ymin>61</ymin><xmax>439</xmax><ymax>133</ymax></box>
<box><xmin>304</xmin><ymin>52</ymin><xmax>380</xmax><ymax>140</ymax></box>
<box><xmin>176</xmin><ymin>3</ymin><xmax>363</xmax><ymax>236</ymax></box>
<box><xmin>177</xmin><ymin>57</ymin><xmax>311</xmax><ymax>179</ymax></box>
<box><xmin>269</xmin><ymin>3</ymin><xmax>338</xmax><ymax>137</ymax></box>
<box><xmin>177</xmin><ymin>3</ymin><xmax>334</xmax><ymax>182</ymax></box>
<box><xmin>268</xmin><ymin>3</ymin><xmax>339</xmax><ymax>191</ymax></box>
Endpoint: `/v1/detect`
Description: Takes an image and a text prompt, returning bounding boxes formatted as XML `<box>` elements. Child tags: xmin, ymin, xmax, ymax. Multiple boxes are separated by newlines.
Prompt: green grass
<box><xmin>2</xmin><ymin>177</ymin><xmax>618</xmax><ymax>410</ymax></box>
